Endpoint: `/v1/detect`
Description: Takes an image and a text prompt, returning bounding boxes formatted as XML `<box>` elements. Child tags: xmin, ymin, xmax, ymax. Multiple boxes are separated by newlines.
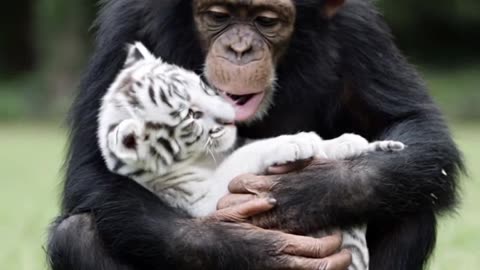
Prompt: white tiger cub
<box><xmin>98</xmin><ymin>42</ymin><xmax>405</xmax><ymax>270</ymax></box>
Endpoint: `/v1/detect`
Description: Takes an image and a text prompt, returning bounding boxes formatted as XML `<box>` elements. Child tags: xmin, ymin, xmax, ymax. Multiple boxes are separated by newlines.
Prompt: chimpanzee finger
<box><xmin>267</xmin><ymin>159</ymin><xmax>313</xmax><ymax>174</ymax></box>
<box><xmin>285</xmin><ymin>249</ymin><xmax>352</xmax><ymax>270</ymax></box>
<box><xmin>217</xmin><ymin>193</ymin><xmax>256</xmax><ymax>210</ymax></box>
<box><xmin>228</xmin><ymin>174</ymin><xmax>276</xmax><ymax>194</ymax></box>
<box><xmin>280</xmin><ymin>232</ymin><xmax>343</xmax><ymax>258</ymax></box>
<box><xmin>207</xmin><ymin>198</ymin><xmax>276</xmax><ymax>222</ymax></box>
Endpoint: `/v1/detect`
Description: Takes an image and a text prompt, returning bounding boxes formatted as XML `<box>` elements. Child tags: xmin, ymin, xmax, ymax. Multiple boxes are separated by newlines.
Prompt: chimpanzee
<box><xmin>47</xmin><ymin>0</ymin><xmax>462</xmax><ymax>269</ymax></box>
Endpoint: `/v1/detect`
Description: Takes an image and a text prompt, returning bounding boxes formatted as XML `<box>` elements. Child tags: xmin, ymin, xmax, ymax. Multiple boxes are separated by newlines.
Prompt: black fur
<box><xmin>47</xmin><ymin>0</ymin><xmax>463</xmax><ymax>269</ymax></box>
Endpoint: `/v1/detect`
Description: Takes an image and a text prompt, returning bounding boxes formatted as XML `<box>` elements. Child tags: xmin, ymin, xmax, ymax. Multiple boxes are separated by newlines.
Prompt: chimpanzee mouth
<box><xmin>225</xmin><ymin>93</ymin><xmax>256</xmax><ymax>106</ymax></box>
<box><xmin>218</xmin><ymin>91</ymin><xmax>266</xmax><ymax>122</ymax></box>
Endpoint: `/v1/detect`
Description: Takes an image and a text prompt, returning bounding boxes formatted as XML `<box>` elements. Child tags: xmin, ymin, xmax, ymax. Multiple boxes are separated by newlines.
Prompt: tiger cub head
<box><xmin>100</xmin><ymin>42</ymin><xmax>237</xmax><ymax>172</ymax></box>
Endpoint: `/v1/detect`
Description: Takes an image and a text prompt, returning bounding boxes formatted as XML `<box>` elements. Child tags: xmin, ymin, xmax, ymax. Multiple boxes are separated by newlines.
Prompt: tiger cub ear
<box><xmin>124</xmin><ymin>42</ymin><xmax>158</xmax><ymax>67</ymax></box>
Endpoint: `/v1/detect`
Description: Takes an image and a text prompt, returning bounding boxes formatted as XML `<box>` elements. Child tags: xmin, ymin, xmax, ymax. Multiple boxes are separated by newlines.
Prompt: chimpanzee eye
<box><xmin>255</xmin><ymin>16</ymin><xmax>280</xmax><ymax>28</ymax></box>
<box><xmin>206</xmin><ymin>10</ymin><xmax>231</xmax><ymax>24</ymax></box>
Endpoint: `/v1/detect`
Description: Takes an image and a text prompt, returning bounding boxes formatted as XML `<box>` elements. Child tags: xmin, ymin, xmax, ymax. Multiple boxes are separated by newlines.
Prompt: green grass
<box><xmin>424</xmin><ymin>66</ymin><xmax>480</xmax><ymax>120</ymax></box>
<box><xmin>429</xmin><ymin>123</ymin><xmax>480</xmax><ymax>270</ymax></box>
<box><xmin>0</xmin><ymin>124</ymin><xmax>65</xmax><ymax>270</ymax></box>
<box><xmin>0</xmin><ymin>122</ymin><xmax>478</xmax><ymax>270</ymax></box>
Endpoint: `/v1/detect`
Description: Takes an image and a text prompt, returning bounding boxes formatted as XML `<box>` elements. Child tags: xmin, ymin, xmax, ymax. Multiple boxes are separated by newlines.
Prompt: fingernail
<box><xmin>267</xmin><ymin>198</ymin><xmax>277</xmax><ymax>205</ymax></box>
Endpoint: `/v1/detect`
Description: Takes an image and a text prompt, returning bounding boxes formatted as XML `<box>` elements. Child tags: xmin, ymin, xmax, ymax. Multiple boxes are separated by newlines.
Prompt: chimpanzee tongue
<box><xmin>222</xmin><ymin>92</ymin><xmax>265</xmax><ymax>122</ymax></box>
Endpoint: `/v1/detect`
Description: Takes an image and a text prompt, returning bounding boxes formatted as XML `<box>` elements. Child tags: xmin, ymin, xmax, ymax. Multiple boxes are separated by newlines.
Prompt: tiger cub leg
<box><xmin>342</xmin><ymin>227</ymin><xmax>369</xmax><ymax>270</ymax></box>
<box><xmin>311</xmin><ymin>228</ymin><xmax>369</xmax><ymax>270</ymax></box>
<box><xmin>321</xmin><ymin>133</ymin><xmax>405</xmax><ymax>160</ymax></box>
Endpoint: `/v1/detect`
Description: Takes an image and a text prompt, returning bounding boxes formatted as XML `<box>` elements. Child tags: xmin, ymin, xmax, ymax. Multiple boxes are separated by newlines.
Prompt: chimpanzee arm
<box><xmin>235</xmin><ymin>6</ymin><xmax>464</xmax><ymax>270</ymax></box>
<box><xmin>245</xmin><ymin>105</ymin><xmax>462</xmax><ymax>270</ymax></box>
<box><xmin>261</xmin><ymin>112</ymin><xmax>462</xmax><ymax>233</ymax></box>
<box><xmin>259</xmin><ymin>0</ymin><xmax>463</xmax><ymax>234</ymax></box>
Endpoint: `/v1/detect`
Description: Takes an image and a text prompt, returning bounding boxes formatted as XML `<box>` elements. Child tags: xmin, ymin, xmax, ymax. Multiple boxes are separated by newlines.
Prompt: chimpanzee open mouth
<box><xmin>217</xmin><ymin>90</ymin><xmax>266</xmax><ymax>122</ymax></box>
<box><xmin>225</xmin><ymin>93</ymin><xmax>256</xmax><ymax>105</ymax></box>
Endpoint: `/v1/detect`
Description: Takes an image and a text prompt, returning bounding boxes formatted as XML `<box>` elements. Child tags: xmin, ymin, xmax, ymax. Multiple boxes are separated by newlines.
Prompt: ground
<box><xmin>0</xmin><ymin>122</ymin><xmax>478</xmax><ymax>270</ymax></box>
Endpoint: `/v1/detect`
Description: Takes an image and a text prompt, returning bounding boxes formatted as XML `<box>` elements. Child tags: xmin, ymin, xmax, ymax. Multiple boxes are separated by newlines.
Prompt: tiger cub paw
<box><xmin>370</xmin><ymin>140</ymin><xmax>405</xmax><ymax>152</ymax></box>
<box><xmin>324</xmin><ymin>133</ymin><xmax>370</xmax><ymax>160</ymax></box>
<box><xmin>264</xmin><ymin>132</ymin><xmax>323</xmax><ymax>167</ymax></box>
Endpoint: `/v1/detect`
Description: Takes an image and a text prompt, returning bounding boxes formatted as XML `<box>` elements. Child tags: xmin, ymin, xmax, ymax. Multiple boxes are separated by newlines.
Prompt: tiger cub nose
<box><xmin>210</xmin><ymin>126</ymin><xmax>224</xmax><ymax>134</ymax></box>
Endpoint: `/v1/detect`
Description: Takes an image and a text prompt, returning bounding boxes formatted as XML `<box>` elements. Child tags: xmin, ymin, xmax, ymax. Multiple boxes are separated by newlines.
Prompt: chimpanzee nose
<box><xmin>229</xmin><ymin>42</ymin><xmax>253</xmax><ymax>60</ymax></box>
<box><xmin>220</xmin><ymin>26</ymin><xmax>263</xmax><ymax>65</ymax></box>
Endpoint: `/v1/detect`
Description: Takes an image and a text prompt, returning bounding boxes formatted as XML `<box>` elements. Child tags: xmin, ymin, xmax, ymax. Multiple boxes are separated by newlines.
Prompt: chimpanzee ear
<box><xmin>323</xmin><ymin>0</ymin><xmax>345</xmax><ymax>18</ymax></box>
<box><xmin>125</xmin><ymin>42</ymin><xmax>157</xmax><ymax>67</ymax></box>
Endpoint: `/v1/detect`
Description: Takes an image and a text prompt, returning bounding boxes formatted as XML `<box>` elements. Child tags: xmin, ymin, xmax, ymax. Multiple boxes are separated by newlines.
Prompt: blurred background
<box><xmin>0</xmin><ymin>1</ymin><xmax>478</xmax><ymax>269</ymax></box>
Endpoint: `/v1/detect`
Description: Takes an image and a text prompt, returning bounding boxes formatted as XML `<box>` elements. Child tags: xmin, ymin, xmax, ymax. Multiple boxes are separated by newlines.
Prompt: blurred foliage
<box><xmin>0</xmin><ymin>0</ymin><xmax>95</xmax><ymax>120</ymax></box>
<box><xmin>423</xmin><ymin>66</ymin><xmax>480</xmax><ymax>121</ymax></box>
<box><xmin>0</xmin><ymin>0</ymin><xmax>479</xmax><ymax>121</ymax></box>
<box><xmin>378</xmin><ymin>0</ymin><xmax>480</xmax><ymax>65</ymax></box>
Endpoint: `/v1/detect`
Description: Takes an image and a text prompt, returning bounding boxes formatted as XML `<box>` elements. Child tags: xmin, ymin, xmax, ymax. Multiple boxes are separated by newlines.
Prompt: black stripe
<box><xmin>170</xmin><ymin>74</ymin><xmax>184</xmax><ymax>86</ymax></box>
<box><xmin>172</xmin><ymin>185</ymin><xmax>193</xmax><ymax>196</ymax></box>
<box><xmin>108</xmin><ymin>122</ymin><xmax>121</xmax><ymax>134</ymax></box>
<box><xmin>117</xmin><ymin>77</ymin><xmax>133</xmax><ymax>90</ymax></box>
<box><xmin>112</xmin><ymin>159</ymin><xmax>126</xmax><ymax>172</ymax></box>
<box><xmin>148</xmin><ymin>85</ymin><xmax>157</xmax><ymax>105</ymax></box>
<box><xmin>145</xmin><ymin>122</ymin><xmax>164</xmax><ymax>129</ymax></box>
<box><xmin>127</xmin><ymin>169</ymin><xmax>147</xmax><ymax>178</ymax></box>
<box><xmin>145</xmin><ymin>122</ymin><xmax>176</xmax><ymax>137</ymax></box>
<box><xmin>150</xmin><ymin>146</ymin><xmax>169</xmax><ymax>166</ymax></box>
<box><xmin>162</xmin><ymin>172</ymin><xmax>196</xmax><ymax>183</ymax></box>
<box><xmin>180</xmin><ymin>132</ymin><xmax>194</xmax><ymax>139</ymax></box>
<box><xmin>190</xmin><ymin>192</ymin><xmax>207</xmax><ymax>204</ymax></box>
<box><xmin>169</xmin><ymin>110</ymin><xmax>182</xmax><ymax>118</ymax></box>
<box><xmin>167</xmin><ymin>83</ymin><xmax>174</xmax><ymax>97</ymax></box>
<box><xmin>155</xmin><ymin>75</ymin><xmax>167</xmax><ymax>87</ymax></box>
<box><xmin>174</xmin><ymin>156</ymin><xmax>189</xmax><ymax>162</ymax></box>
<box><xmin>170</xmin><ymin>79</ymin><xmax>190</xmax><ymax>100</ymax></box>
<box><xmin>186</xmin><ymin>134</ymin><xmax>202</xmax><ymax>146</ymax></box>
<box><xmin>200</xmin><ymin>80</ymin><xmax>218</xmax><ymax>96</ymax></box>
<box><xmin>126</xmin><ymin>89</ymin><xmax>144</xmax><ymax>109</ymax></box>
<box><xmin>180</xmin><ymin>122</ymin><xmax>195</xmax><ymax>133</ymax></box>
<box><xmin>346</xmin><ymin>229</ymin><xmax>367</xmax><ymax>245</ymax></box>
<box><xmin>159</xmin><ymin>87</ymin><xmax>173</xmax><ymax>108</ymax></box>
<box><xmin>157</xmin><ymin>137</ymin><xmax>175</xmax><ymax>156</ymax></box>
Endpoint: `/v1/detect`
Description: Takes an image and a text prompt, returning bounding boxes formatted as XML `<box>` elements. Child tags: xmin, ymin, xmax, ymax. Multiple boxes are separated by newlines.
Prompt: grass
<box><xmin>423</xmin><ymin>65</ymin><xmax>480</xmax><ymax>120</ymax></box>
<box><xmin>0</xmin><ymin>123</ymin><xmax>65</xmax><ymax>270</ymax></box>
<box><xmin>428</xmin><ymin>123</ymin><xmax>480</xmax><ymax>270</ymax></box>
<box><xmin>0</xmin><ymin>122</ymin><xmax>478</xmax><ymax>270</ymax></box>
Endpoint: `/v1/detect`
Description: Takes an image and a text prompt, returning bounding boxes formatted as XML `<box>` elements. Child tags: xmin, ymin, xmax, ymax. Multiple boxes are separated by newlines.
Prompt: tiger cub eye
<box><xmin>189</xmin><ymin>109</ymin><xmax>204</xmax><ymax>119</ymax></box>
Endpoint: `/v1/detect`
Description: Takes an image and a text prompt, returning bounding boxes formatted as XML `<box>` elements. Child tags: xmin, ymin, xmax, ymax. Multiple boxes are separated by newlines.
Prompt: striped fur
<box><xmin>98</xmin><ymin>42</ymin><xmax>406</xmax><ymax>270</ymax></box>
<box><xmin>98</xmin><ymin>42</ymin><xmax>237</xmax><ymax>191</ymax></box>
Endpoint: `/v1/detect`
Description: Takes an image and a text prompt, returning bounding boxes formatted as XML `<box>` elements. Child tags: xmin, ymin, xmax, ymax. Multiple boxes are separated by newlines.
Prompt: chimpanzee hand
<box><xmin>217</xmin><ymin>159</ymin><xmax>363</xmax><ymax>234</ymax></box>
<box><xmin>216</xmin><ymin>160</ymin><xmax>311</xmax><ymax>215</ymax></box>
<box><xmin>205</xmin><ymin>197</ymin><xmax>352</xmax><ymax>270</ymax></box>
